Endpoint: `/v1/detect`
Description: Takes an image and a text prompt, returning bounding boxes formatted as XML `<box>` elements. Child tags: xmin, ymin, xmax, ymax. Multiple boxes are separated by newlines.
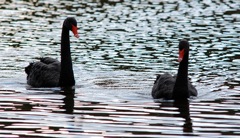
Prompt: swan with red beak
<box><xmin>25</xmin><ymin>17</ymin><xmax>79</xmax><ymax>88</ymax></box>
<box><xmin>152</xmin><ymin>39</ymin><xmax>197</xmax><ymax>100</ymax></box>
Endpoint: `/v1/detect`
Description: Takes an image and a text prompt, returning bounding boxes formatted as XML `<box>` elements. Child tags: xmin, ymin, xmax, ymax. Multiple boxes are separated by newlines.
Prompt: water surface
<box><xmin>0</xmin><ymin>0</ymin><xmax>240</xmax><ymax>137</ymax></box>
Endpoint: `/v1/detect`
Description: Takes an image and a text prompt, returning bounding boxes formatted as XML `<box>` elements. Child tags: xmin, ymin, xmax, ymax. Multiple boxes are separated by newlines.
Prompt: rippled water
<box><xmin>0</xmin><ymin>0</ymin><xmax>240</xmax><ymax>137</ymax></box>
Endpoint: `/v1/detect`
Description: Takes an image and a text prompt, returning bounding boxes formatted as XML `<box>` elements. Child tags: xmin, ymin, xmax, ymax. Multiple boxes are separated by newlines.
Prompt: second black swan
<box><xmin>25</xmin><ymin>17</ymin><xmax>79</xmax><ymax>87</ymax></box>
<box><xmin>152</xmin><ymin>40</ymin><xmax>197</xmax><ymax>99</ymax></box>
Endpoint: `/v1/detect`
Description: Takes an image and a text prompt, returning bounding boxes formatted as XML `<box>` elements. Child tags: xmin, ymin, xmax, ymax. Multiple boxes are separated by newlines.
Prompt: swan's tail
<box><xmin>154</xmin><ymin>74</ymin><xmax>161</xmax><ymax>84</ymax></box>
<box><xmin>25</xmin><ymin>63</ymin><xmax>33</xmax><ymax>77</ymax></box>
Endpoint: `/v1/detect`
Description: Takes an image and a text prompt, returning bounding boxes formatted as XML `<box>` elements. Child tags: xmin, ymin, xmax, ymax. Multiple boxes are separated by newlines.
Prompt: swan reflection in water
<box><xmin>173</xmin><ymin>99</ymin><xmax>193</xmax><ymax>132</ymax></box>
<box><xmin>155</xmin><ymin>99</ymin><xmax>193</xmax><ymax>133</ymax></box>
<box><xmin>59</xmin><ymin>87</ymin><xmax>75</xmax><ymax>114</ymax></box>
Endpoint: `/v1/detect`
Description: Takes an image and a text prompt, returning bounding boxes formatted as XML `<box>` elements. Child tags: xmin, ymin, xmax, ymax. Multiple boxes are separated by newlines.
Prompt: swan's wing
<box><xmin>40</xmin><ymin>57</ymin><xmax>59</xmax><ymax>64</ymax></box>
<box><xmin>26</xmin><ymin>61</ymin><xmax>60</xmax><ymax>87</ymax></box>
<box><xmin>152</xmin><ymin>73</ymin><xmax>175</xmax><ymax>99</ymax></box>
<box><xmin>25</xmin><ymin>57</ymin><xmax>59</xmax><ymax>77</ymax></box>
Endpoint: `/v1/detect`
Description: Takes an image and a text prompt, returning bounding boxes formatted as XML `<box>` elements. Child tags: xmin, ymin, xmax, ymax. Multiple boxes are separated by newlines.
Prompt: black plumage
<box><xmin>152</xmin><ymin>40</ymin><xmax>197</xmax><ymax>99</ymax></box>
<box><xmin>25</xmin><ymin>17</ymin><xmax>79</xmax><ymax>87</ymax></box>
<box><xmin>25</xmin><ymin>57</ymin><xmax>60</xmax><ymax>87</ymax></box>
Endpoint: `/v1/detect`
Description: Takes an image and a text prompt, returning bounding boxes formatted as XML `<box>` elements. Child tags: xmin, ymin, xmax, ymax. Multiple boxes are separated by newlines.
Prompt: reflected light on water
<box><xmin>0</xmin><ymin>0</ymin><xmax>239</xmax><ymax>137</ymax></box>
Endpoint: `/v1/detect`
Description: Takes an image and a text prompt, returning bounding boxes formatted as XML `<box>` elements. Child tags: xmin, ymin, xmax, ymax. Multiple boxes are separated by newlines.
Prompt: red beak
<box><xmin>178</xmin><ymin>49</ymin><xmax>184</xmax><ymax>62</ymax></box>
<box><xmin>71</xmin><ymin>25</ymin><xmax>79</xmax><ymax>38</ymax></box>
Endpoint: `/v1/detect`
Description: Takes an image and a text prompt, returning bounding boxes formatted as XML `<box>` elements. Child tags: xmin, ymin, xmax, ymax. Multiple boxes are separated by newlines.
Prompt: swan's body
<box><xmin>25</xmin><ymin>17</ymin><xmax>79</xmax><ymax>87</ymax></box>
<box><xmin>152</xmin><ymin>73</ymin><xmax>197</xmax><ymax>99</ymax></box>
<box><xmin>152</xmin><ymin>40</ymin><xmax>197</xmax><ymax>99</ymax></box>
<box><xmin>25</xmin><ymin>57</ymin><xmax>60</xmax><ymax>87</ymax></box>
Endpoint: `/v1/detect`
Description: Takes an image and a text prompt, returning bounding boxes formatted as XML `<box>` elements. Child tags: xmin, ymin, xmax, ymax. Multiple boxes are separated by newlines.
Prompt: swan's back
<box><xmin>152</xmin><ymin>73</ymin><xmax>197</xmax><ymax>99</ymax></box>
<box><xmin>25</xmin><ymin>57</ymin><xmax>61</xmax><ymax>87</ymax></box>
<box><xmin>152</xmin><ymin>73</ymin><xmax>175</xmax><ymax>99</ymax></box>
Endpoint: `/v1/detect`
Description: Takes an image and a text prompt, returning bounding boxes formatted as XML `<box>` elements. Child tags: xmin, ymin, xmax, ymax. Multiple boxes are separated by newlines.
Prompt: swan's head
<box><xmin>178</xmin><ymin>39</ymin><xmax>189</xmax><ymax>62</ymax></box>
<box><xmin>63</xmin><ymin>17</ymin><xmax>79</xmax><ymax>38</ymax></box>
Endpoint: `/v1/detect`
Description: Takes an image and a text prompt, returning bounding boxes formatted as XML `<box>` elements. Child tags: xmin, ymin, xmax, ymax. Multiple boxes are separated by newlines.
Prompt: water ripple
<box><xmin>0</xmin><ymin>0</ymin><xmax>239</xmax><ymax>137</ymax></box>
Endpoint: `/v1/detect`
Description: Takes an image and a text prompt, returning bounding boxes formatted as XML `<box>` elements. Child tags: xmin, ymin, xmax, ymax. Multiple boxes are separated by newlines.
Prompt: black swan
<box><xmin>152</xmin><ymin>40</ymin><xmax>197</xmax><ymax>99</ymax></box>
<box><xmin>25</xmin><ymin>17</ymin><xmax>79</xmax><ymax>87</ymax></box>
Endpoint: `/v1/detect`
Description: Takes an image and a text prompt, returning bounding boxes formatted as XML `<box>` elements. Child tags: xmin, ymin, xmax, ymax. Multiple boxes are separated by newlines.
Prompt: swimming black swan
<box><xmin>152</xmin><ymin>40</ymin><xmax>197</xmax><ymax>99</ymax></box>
<box><xmin>25</xmin><ymin>17</ymin><xmax>79</xmax><ymax>87</ymax></box>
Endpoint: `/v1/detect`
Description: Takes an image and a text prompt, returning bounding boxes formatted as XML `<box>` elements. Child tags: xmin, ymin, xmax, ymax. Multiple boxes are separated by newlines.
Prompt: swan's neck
<box><xmin>173</xmin><ymin>51</ymin><xmax>189</xmax><ymax>99</ymax></box>
<box><xmin>59</xmin><ymin>26</ymin><xmax>75</xmax><ymax>87</ymax></box>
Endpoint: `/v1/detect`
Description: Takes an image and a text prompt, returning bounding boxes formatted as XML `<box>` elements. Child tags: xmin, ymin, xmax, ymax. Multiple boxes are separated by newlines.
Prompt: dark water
<box><xmin>0</xmin><ymin>0</ymin><xmax>240</xmax><ymax>137</ymax></box>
